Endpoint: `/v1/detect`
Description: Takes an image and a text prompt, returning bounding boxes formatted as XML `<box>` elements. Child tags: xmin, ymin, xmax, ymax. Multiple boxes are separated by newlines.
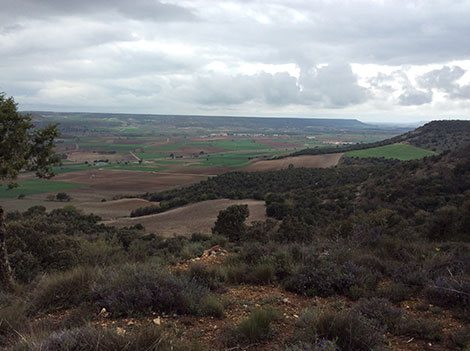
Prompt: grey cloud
<box><xmin>398</xmin><ymin>88</ymin><xmax>433</xmax><ymax>106</ymax></box>
<box><xmin>299</xmin><ymin>63</ymin><xmax>368</xmax><ymax>107</ymax></box>
<box><xmin>186</xmin><ymin>63</ymin><xmax>367</xmax><ymax>108</ymax></box>
<box><xmin>0</xmin><ymin>0</ymin><xmax>196</xmax><ymax>23</ymax></box>
<box><xmin>418</xmin><ymin>66</ymin><xmax>470</xmax><ymax>100</ymax></box>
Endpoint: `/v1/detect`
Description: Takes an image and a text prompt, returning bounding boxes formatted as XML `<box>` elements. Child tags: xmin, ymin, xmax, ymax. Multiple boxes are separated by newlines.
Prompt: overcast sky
<box><xmin>1</xmin><ymin>0</ymin><xmax>470</xmax><ymax>122</ymax></box>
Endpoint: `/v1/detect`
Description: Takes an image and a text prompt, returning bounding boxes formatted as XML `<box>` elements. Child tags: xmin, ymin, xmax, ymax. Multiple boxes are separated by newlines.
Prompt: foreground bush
<box><xmin>294</xmin><ymin>308</ymin><xmax>387</xmax><ymax>351</ymax></box>
<box><xmin>425</xmin><ymin>275</ymin><xmax>470</xmax><ymax>315</ymax></box>
<box><xmin>284</xmin><ymin>340</ymin><xmax>339</xmax><ymax>351</ymax></box>
<box><xmin>226</xmin><ymin>308</ymin><xmax>281</xmax><ymax>346</ymax></box>
<box><xmin>0</xmin><ymin>298</ymin><xmax>27</xmax><ymax>345</ymax></box>
<box><xmin>29</xmin><ymin>266</ymin><xmax>96</xmax><ymax>314</ymax></box>
<box><xmin>283</xmin><ymin>260</ymin><xmax>356</xmax><ymax>297</ymax></box>
<box><xmin>93</xmin><ymin>263</ymin><xmax>212</xmax><ymax>317</ymax></box>
<box><xmin>13</xmin><ymin>325</ymin><xmax>190</xmax><ymax>351</ymax></box>
<box><xmin>353</xmin><ymin>297</ymin><xmax>402</xmax><ymax>332</ymax></box>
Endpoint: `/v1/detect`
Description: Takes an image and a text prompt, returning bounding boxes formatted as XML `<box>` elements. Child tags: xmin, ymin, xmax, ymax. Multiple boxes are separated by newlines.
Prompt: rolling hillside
<box><xmin>292</xmin><ymin>120</ymin><xmax>470</xmax><ymax>157</ymax></box>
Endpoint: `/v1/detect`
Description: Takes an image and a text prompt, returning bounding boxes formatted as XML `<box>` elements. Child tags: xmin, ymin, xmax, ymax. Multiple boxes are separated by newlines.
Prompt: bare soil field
<box><xmin>0</xmin><ymin>198</ymin><xmax>151</xmax><ymax>219</ymax></box>
<box><xmin>54</xmin><ymin>169</ymin><xmax>211</xmax><ymax>201</ymax></box>
<box><xmin>244</xmin><ymin>153</ymin><xmax>343</xmax><ymax>171</ymax></box>
<box><xmin>103</xmin><ymin>199</ymin><xmax>267</xmax><ymax>236</ymax></box>
<box><xmin>76</xmin><ymin>198</ymin><xmax>152</xmax><ymax>220</ymax></box>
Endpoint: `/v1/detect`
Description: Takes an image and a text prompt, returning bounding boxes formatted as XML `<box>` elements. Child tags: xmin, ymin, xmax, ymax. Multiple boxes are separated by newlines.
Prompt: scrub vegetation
<box><xmin>1</xmin><ymin>112</ymin><xmax>470</xmax><ymax>350</ymax></box>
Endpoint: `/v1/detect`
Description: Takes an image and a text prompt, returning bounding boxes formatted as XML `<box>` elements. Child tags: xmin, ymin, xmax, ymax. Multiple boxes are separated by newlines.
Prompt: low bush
<box><xmin>397</xmin><ymin>317</ymin><xmax>443</xmax><ymax>341</ymax></box>
<box><xmin>249</xmin><ymin>262</ymin><xmax>276</xmax><ymax>284</ymax></box>
<box><xmin>451</xmin><ymin>326</ymin><xmax>470</xmax><ymax>349</ymax></box>
<box><xmin>93</xmin><ymin>263</ymin><xmax>211</xmax><ymax>317</ymax></box>
<box><xmin>199</xmin><ymin>296</ymin><xmax>225</xmax><ymax>318</ymax></box>
<box><xmin>284</xmin><ymin>340</ymin><xmax>340</xmax><ymax>351</ymax></box>
<box><xmin>377</xmin><ymin>282</ymin><xmax>414</xmax><ymax>303</ymax></box>
<box><xmin>188</xmin><ymin>263</ymin><xmax>226</xmax><ymax>291</ymax></box>
<box><xmin>13</xmin><ymin>325</ymin><xmax>188</xmax><ymax>351</ymax></box>
<box><xmin>0</xmin><ymin>299</ymin><xmax>28</xmax><ymax>345</ymax></box>
<box><xmin>224</xmin><ymin>261</ymin><xmax>275</xmax><ymax>285</ymax></box>
<box><xmin>294</xmin><ymin>308</ymin><xmax>386</xmax><ymax>351</ymax></box>
<box><xmin>283</xmin><ymin>260</ymin><xmax>356</xmax><ymax>297</ymax></box>
<box><xmin>424</xmin><ymin>275</ymin><xmax>470</xmax><ymax>313</ymax></box>
<box><xmin>229</xmin><ymin>308</ymin><xmax>281</xmax><ymax>345</ymax></box>
<box><xmin>353</xmin><ymin>297</ymin><xmax>402</xmax><ymax>332</ymax></box>
<box><xmin>29</xmin><ymin>266</ymin><xmax>96</xmax><ymax>314</ymax></box>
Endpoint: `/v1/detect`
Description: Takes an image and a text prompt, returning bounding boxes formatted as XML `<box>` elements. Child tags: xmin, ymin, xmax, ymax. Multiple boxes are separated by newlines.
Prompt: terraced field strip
<box><xmin>0</xmin><ymin>180</ymin><xmax>86</xmax><ymax>198</ymax></box>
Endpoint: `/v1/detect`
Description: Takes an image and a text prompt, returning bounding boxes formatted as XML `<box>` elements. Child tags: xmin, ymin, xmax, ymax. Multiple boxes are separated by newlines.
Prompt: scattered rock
<box><xmin>153</xmin><ymin>317</ymin><xmax>161</xmax><ymax>325</ymax></box>
<box><xmin>98</xmin><ymin>307</ymin><xmax>110</xmax><ymax>318</ymax></box>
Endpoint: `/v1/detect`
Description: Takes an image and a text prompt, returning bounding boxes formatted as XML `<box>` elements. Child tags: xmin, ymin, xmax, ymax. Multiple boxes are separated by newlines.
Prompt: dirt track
<box><xmin>244</xmin><ymin>153</ymin><xmax>343</xmax><ymax>171</ymax></box>
<box><xmin>103</xmin><ymin>199</ymin><xmax>267</xmax><ymax>236</ymax></box>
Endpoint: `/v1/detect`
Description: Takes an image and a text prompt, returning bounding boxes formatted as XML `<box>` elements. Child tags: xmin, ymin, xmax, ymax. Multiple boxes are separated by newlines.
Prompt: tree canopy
<box><xmin>0</xmin><ymin>93</ymin><xmax>60</xmax><ymax>189</ymax></box>
<box><xmin>0</xmin><ymin>93</ymin><xmax>60</xmax><ymax>290</ymax></box>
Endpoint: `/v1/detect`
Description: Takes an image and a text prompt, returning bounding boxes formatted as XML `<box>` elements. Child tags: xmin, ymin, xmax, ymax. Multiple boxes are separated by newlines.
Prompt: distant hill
<box><xmin>394</xmin><ymin>120</ymin><xmax>470</xmax><ymax>152</ymax></box>
<box><xmin>26</xmin><ymin>111</ymin><xmax>373</xmax><ymax>135</ymax></box>
<box><xmin>292</xmin><ymin>120</ymin><xmax>470</xmax><ymax>156</ymax></box>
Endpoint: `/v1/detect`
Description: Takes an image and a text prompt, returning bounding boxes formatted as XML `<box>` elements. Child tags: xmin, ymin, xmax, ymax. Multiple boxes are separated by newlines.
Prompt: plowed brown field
<box><xmin>245</xmin><ymin>153</ymin><xmax>343</xmax><ymax>171</ymax></box>
<box><xmin>103</xmin><ymin>199</ymin><xmax>266</xmax><ymax>236</ymax></box>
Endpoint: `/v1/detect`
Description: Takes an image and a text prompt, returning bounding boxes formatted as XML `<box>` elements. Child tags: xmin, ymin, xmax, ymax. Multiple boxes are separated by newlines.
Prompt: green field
<box><xmin>345</xmin><ymin>144</ymin><xmax>436</xmax><ymax>161</ymax></box>
<box><xmin>134</xmin><ymin>152</ymin><xmax>168</xmax><ymax>160</ymax></box>
<box><xmin>0</xmin><ymin>180</ymin><xmax>86</xmax><ymax>198</ymax></box>
<box><xmin>190</xmin><ymin>151</ymin><xmax>281</xmax><ymax>168</ymax></box>
<box><xmin>53</xmin><ymin>163</ymin><xmax>167</xmax><ymax>174</ymax></box>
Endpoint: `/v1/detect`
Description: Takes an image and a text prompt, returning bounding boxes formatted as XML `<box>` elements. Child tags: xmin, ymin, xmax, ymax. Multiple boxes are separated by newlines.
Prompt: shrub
<box><xmin>283</xmin><ymin>260</ymin><xmax>356</xmax><ymax>297</ymax></box>
<box><xmin>294</xmin><ymin>308</ymin><xmax>386</xmax><ymax>351</ymax></box>
<box><xmin>248</xmin><ymin>262</ymin><xmax>276</xmax><ymax>284</ymax></box>
<box><xmin>230</xmin><ymin>308</ymin><xmax>281</xmax><ymax>345</ymax></box>
<box><xmin>284</xmin><ymin>340</ymin><xmax>339</xmax><ymax>351</ymax></box>
<box><xmin>223</xmin><ymin>261</ymin><xmax>275</xmax><ymax>285</ymax></box>
<box><xmin>13</xmin><ymin>325</ymin><xmax>185</xmax><ymax>351</ymax></box>
<box><xmin>93</xmin><ymin>263</ymin><xmax>211</xmax><ymax>317</ymax></box>
<box><xmin>188</xmin><ymin>263</ymin><xmax>226</xmax><ymax>291</ymax></box>
<box><xmin>451</xmin><ymin>326</ymin><xmax>470</xmax><ymax>349</ymax></box>
<box><xmin>377</xmin><ymin>282</ymin><xmax>414</xmax><ymax>303</ymax></box>
<box><xmin>199</xmin><ymin>296</ymin><xmax>225</xmax><ymax>318</ymax></box>
<box><xmin>0</xmin><ymin>299</ymin><xmax>27</xmax><ymax>345</ymax></box>
<box><xmin>397</xmin><ymin>317</ymin><xmax>443</xmax><ymax>341</ymax></box>
<box><xmin>424</xmin><ymin>275</ymin><xmax>470</xmax><ymax>313</ymax></box>
<box><xmin>56</xmin><ymin>192</ymin><xmax>71</xmax><ymax>202</ymax></box>
<box><xmin>353</xmin><ymin>297</ymin><xmax>402</xmax><ymax>332</ymax></box>
<box><xmin>225</xmin><ymin>263</ymin><xmax>250</xmax><ymax>284</ymax></box>
<box><xmin>29</xmin><ymin>266</ymin><xmax>96</xmax><ymax>314</ymax></box>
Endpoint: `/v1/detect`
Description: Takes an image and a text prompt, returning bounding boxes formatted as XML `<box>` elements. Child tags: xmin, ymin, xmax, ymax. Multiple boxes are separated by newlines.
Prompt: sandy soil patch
<box><xmin>103</xmin><ymin>199</ymin><xmax>267</xmax><ymax>236</ymax></box>
<box><xmin>245</xmin><ymin>153</ymin><xmax>343</xmax><ymax>171</ymax></box>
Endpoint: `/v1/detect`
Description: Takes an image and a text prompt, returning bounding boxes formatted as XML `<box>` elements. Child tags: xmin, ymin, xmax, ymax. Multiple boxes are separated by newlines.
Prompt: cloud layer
<box><xmin>1</xmin><ymin>0</ymin><xmax>470</xmax><ymax>121</ymax></box>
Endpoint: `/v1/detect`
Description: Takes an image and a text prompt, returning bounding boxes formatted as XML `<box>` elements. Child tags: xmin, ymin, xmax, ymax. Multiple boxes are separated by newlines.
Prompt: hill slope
<box><xmin>292</xmin><ymin>120</ymin><xmax>470</xmax><ymax>156</ymax></box>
